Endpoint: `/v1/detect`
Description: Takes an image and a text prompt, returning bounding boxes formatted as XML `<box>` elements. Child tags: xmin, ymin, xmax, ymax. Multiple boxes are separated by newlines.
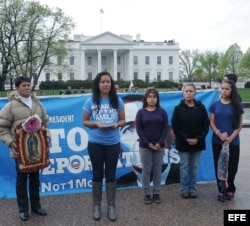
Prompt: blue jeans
<box><xmin>88</xmin><ymin>142</ymin><xmax>120</xmax><ymax>183</ymax></box>
<box><xmin>179</xmin><ymin>151</ymin><xmax>202</xmax><ymax>193</ymax></box>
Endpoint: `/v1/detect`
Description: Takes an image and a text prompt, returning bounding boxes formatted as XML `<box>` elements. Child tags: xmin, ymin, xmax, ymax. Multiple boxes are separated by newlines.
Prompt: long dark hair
<box><xmin>142</xmin><ymin>88</ymin><xmax>160</xmax><ymax>108</ymax></box>
<box><xmin>221</xmin><ymin>80</ymin><xmax>242</xmax><ymax>129</ymax></box>
<box><xmin>92</xmin><ymin>71</ymin><xmax>118</xmax><ymax>112</ymax></box>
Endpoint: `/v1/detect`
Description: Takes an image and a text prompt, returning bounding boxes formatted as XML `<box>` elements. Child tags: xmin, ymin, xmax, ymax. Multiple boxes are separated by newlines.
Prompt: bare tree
<box><xmin>179</xmin><ymin>49</ymin><xmax>200</xmax><ymax>82</ymax></box>
<box><xmin>238</xmin><ymin>47</ymin><xmax>250</xmax><ymax>78</ymax></box>
<box><xmin>222</xmin><ymin>43</ymin><xmax>243</xmax><ymax>75</ymax></box>
<box><xmin>0</xmin><ymin>0</ymin><xmax>75</xmax><ymax>90</ymax></box>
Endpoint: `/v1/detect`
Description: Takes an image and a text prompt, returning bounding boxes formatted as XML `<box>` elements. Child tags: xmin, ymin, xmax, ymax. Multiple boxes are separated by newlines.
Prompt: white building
<box><xmin>42</xmin><ymin>31</ymin><xmax>180</xmax><ymax>83</ymax></box>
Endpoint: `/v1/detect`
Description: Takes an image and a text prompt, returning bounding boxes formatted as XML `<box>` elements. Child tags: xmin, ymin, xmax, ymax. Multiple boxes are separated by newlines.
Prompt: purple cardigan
<box><xmin>135</xmin><ymin>107</ymin><xmax>168</xmax><ymax>148</ymax></box>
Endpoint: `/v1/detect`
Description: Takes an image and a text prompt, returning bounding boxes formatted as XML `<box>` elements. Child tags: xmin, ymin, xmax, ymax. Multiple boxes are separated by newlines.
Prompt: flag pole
<box><xmin>100</xmin><ymin>9</ymin><xmax>104</xmax><ymax>33</ymax></box>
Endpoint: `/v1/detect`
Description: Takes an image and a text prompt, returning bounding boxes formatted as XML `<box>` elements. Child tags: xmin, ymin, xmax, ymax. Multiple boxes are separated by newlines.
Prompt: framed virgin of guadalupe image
<box><xmin>14</xmin><ymin>123</ymin><xmax>50</xmax><ymax>173</ymax></box>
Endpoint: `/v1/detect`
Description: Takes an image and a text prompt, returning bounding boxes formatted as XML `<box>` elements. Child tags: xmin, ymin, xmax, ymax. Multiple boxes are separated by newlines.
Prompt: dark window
<box><xmin>58</xmin><ymin>73</ymin><xmax>63</xmax><ymax>81</ymax></box>
<box><xmin>45</xmin><ymin>73</ymin><xmax>50</xmax><ymax>81</ymax></box>
<box><xmin>87</xmin><ymin>57</ymin><xmax>92</xmax><ymax>65</ymax></box>
<box><xmin>117</xmin><ymin>72</ymin><xmax>121</xmax><ymax>80</ymax></box>
<box><xmin>157</xmin><ymin>72</ymin><xmax>161</xmax><ymax>81</ymax></box>
<box><xmin>102</xmin><ymin>56</ymin><xmax>106</xmax><ymax>65</ymax></box>
<box><xmin>145</xmin><ymin>72</ymin><xmax>150</xmax><ymax>82</ymax></box>
<box><xmin>134</xmin><ymin>72</ymin><xmax>138</xmax><ymax>80</ymax></box>
<box><xmin>88</xmin><ymin>72</ymin><xmax>92</xmax><ymax>80</ymax></box>
<box><xmin>157</xmin><ymin>56</ymin><xmax>161</xmax><ymax>65</ymax></box>
<box><xmin>70</xmin><ymin>56</ymin><xmax>74</xmax><ymax>65</ymax></box>
<box><xmin>134</xmin><ymin>56</ymin><xmax>138</xmax><ymax>65</ymax></box>
<box><xmin>169</xmin><ymin>56</ymin><xmax>173</xmax><ymax>65</ymax></box>
<box><xmin>70</xmin><ymin>73</ymin><xmax>74</xmax><ymax>80</ymax></box>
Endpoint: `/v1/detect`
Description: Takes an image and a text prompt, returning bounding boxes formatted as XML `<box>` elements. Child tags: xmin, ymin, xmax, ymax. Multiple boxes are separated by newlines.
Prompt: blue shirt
<box><xmin>209</xmin><ymin>100</ymin><xmax>244</xmax><ymax>145</ymax></box>
<box><xmin>83</xmin><ymin>97</ymin><xmax>124</xmax><ymax>145</ymax></box>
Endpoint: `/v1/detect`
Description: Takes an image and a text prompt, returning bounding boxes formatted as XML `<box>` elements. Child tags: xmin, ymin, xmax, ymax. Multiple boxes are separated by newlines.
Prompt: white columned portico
<box><xmin>97</xmin><ymin>49</ymin><xmax>102</xmax><ymax>72</ymax></box>
<box><xmin>81</xmin><ymin>48</ymin><xmax>85</xmax><ymax>80</ymax></box>
<box><xmin>129</xmin><ymin>49</ymin><xmax>133</xmax><ymax>81</ymax></box>
<box><xmin>113</xmin><ymin>49</ymin><xmax>117</xmax><ymax>80</ymax></box>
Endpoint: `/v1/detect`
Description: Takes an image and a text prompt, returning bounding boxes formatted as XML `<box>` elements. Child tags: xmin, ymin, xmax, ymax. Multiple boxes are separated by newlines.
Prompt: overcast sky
<box><xmin>38</xmin><ymin>0</ymin><xmax>250</xmax><ymax>53</ymax></box>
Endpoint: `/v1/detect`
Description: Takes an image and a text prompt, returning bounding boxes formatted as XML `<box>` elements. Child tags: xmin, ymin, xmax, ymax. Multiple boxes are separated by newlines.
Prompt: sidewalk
<box><xmin>1</xmin><ymin>128</ymin><xmax>250</xmax><ymax>226</ymax></box>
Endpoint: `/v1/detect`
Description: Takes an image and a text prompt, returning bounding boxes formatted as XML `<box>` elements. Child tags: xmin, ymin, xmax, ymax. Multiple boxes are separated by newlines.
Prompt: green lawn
<box><xmin>238</xmin><ymin>88</ymin><xmax>250</xmax><ymax>102</ymax></box>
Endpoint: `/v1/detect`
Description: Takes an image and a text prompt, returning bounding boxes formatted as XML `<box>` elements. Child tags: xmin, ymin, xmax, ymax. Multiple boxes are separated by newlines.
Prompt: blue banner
<box><xmin>0</xmin><ymin>90</ymin><xmax>219</xmax><ymax>198</ymax></box>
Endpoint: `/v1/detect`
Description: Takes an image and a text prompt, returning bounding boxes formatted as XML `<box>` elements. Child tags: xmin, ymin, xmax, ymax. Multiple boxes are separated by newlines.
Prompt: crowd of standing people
<box><xmin>0</xmin><ymin>72</ymin><xmax>244</xmax><ymax>222</ymax></box>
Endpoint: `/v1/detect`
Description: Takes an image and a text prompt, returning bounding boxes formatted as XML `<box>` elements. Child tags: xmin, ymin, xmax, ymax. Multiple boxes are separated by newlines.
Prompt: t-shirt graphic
<box><xmin>91</xmin><ymin>103</ymin><xmax>118</xmax><ymax>126</ymax></box>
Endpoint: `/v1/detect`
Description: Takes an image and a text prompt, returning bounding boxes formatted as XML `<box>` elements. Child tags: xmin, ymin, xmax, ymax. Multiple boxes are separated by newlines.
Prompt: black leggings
<box><xmin>88</xmin><ymin>142</ymin><xmax>120</xmax><ymax>183</ymax></box>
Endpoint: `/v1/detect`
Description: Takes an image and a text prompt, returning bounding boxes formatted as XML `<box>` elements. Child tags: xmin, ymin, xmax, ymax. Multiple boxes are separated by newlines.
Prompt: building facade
<box><xmin>42</xmin><ymin>31</ymin><xmax>180</xmax><ymax>83</ymax></box>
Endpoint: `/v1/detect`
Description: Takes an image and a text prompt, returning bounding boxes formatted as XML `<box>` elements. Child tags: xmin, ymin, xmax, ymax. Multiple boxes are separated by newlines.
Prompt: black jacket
<box><xmin>171</xmin><ymin>99</ymin><xmax>209</xmax><ymax>152</ymax></box>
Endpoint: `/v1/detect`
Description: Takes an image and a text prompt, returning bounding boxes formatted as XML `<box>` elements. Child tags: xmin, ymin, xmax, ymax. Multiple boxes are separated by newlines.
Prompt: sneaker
<box><xmin>226</xmin><ymin>192</ymin><xmax>235</xmax><ymax>200</ymax></box>
<box><xmin>217</xmin><ymin>192</ymin><xmax>226</xmax><ymax>202</ymax></box>
<box><xmin>189</xmin><ymin>192</ymin><xmax>197</xmax><ymax>198</ymax></box>
<box><xmin>144</xmin><ymin>195</ymin><xmax>152</xmax><ymax>204</ymax></box>
<box><xmin>153</xmin><ymin>194</ymin><xmax>161</xmax><ymax>203</ymax></box>
<box><xmin>181</xmin><ymin>192</ymin><xmax>189</xmax><ymax>199</ymax></box>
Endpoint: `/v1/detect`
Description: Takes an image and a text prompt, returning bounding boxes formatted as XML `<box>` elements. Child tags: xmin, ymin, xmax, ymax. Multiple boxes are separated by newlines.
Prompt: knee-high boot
<box><xmin>92</xmin><ymin>181</ymin><xmax>102</xmax><ymax>220</ymax></box>
<box><xmin>106</xmin><ymin>181</ymin><xmax>117</xmax><ymax>221</ymax></box>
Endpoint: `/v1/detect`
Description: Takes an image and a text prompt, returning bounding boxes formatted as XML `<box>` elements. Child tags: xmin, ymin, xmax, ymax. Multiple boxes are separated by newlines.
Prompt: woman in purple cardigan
<box><xmin>135</xmin><ymin>88</ymin><xmax>168</xmax><ymax>204</ymax></box>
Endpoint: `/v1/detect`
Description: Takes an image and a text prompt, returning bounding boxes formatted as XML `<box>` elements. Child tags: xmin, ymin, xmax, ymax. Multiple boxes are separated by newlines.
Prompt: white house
<box><xmin>41</xmin><ymin>31</ymin><xmax>180</xmax><ymax>83</ymax></box>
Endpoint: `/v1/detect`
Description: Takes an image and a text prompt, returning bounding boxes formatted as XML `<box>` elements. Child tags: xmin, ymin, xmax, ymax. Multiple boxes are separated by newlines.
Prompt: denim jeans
<box><xmin>139</xmin><ymin>147</ymin><xmax>165</xmax><ymax>195</ymax></box>
<box><xmin>88</xmin><ymin>142</ymin><xmax>120</xmax><ymax>183</ymax></box>
<box><xmin>179</xmin><ymin>151</ymin><xmax>202</xmax><ymax>193</ymax></box>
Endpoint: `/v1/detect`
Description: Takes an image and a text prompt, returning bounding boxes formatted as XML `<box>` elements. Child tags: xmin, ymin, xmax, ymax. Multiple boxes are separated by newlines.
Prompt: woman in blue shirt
<box><xmin>83</xmin><ymin>71</ymin><xmax>125</xmax><ymax>221</ymax></box>
<box><xmin>209</xmin><ymin>79</ymin><xmax>244</xmax><ymax>202</ymax></box>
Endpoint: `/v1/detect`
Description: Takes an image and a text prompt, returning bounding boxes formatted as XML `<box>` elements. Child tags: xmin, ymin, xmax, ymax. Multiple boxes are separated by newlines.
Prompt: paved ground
<box><xmin>1</xmin><ymin>128</ymin><xmax>250</xmax><ymax>226</ymax></box>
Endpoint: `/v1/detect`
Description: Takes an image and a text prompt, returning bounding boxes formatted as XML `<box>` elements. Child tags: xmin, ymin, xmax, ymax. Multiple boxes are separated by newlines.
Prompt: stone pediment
<box><xmin>83</xmin><ymin>31</ymin><xmax>133</xmax><ymax>44</ymax></box>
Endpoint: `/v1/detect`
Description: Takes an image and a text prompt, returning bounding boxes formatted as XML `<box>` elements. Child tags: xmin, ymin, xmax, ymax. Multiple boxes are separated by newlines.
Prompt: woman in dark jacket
<box><xmin>171</xmin><ymin>83</ymin><xmax>209</xmax><ymax>199</ymax></box>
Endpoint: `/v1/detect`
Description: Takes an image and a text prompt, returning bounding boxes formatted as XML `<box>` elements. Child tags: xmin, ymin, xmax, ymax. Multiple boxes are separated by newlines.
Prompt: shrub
<box><xmin>244</xmin><ymin>81</ymin><xmax>250</xmax><ymax>88</ymax></box>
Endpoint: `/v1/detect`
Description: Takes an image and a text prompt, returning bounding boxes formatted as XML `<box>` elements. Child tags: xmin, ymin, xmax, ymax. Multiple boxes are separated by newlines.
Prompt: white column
<box><xmin>113</xmin><ymin>49</ymin><xmax>117</xmax><ymax>80</ymax></box>
<box><xmin>129</xmin><ymin>49</ymin><xmax>133</xmax><ymax>81</ymax></box>
<box><xmin>97</xmin><ymin>49</ymin><xmax>102</xmax><ymax>72</ymax></box>
<box><xmin>81</xmin><ymin>49</ymin><xmax>85</xmax><ymax>80</ymax></box>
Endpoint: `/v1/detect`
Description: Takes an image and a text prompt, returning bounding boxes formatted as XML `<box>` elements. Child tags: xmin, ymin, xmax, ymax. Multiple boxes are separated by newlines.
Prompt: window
<box><xmin>157</xmin><ymin>56</ymin><xmax>161</xmax><ymax>65</ymax></box>
<box><xmin>58</xmin><ymin>56</ymin><xmax>63</xmax><ymax>65</ymax></box>
<box><xmin>117</xmin><ymin>72</ymin><xmax>121</xmax><ymax>80</ymax></box>
<box><xmin>87</xmin><ymin>57</ymin><xmax>92</xmax><ymax>65</ymax></box>
<box><xmin>133</xmin><ymin>72</ymin><xmax>138</xmax><ymax>80</ymax></box>
<box><xmin>102</xmin><ymin>56</ymin><xmax>106</xmax><ymax>65</ymax></box>
<box><xmin>134</xmin><ymin>56</ymin><xmax>138</xmax><ymax>65</ymax></box>
<box><xmin>70</xmin><ymin>56</ymin><xmax>74</xmax><ymax>65</ymax></box>
<box><xmin>169</xmin><ymin>56</ymin><xmax>173</xmax><ymax>65</ymax></box>
<box><xmin>88</xmin><ymin>72</ymin><xmax>92</xmax><ymax>80</ymax></box>
<box><xmin>70</xmin><ymin>73</ymin><xmax>74</xmax><ymax>80</ymax></box>
<box><xmin>145</xmin><ymin>56</ymin><xmax>150</xmax><ymax>65</ymax></box>
<box><xmin>58</xmin><ymin>73</ymin><xmax>62</xmax><ymax>81</ymax></box>
<box><xmin>157</xmin><ymin>72</ymin><xmax>161</xmax><ymax>81</ymax></box>
<box><xmin>117</xmin><ymin>57</ymin><xmax>121</xmax><ymax>65</ymax></box>
<box><xmin>169</xmin><ymin>72</ymin><xmax>173</xmax><ymax>81</ymax></box>
<box><xmin>145</xmin><ymin>72</ymin><xmax>150</xmax><ymax>82</ymax></box>
<box><xmin>45</xmin><ymin>73</ymin><xmax>50</xmax><ymax>81</ymax></box>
